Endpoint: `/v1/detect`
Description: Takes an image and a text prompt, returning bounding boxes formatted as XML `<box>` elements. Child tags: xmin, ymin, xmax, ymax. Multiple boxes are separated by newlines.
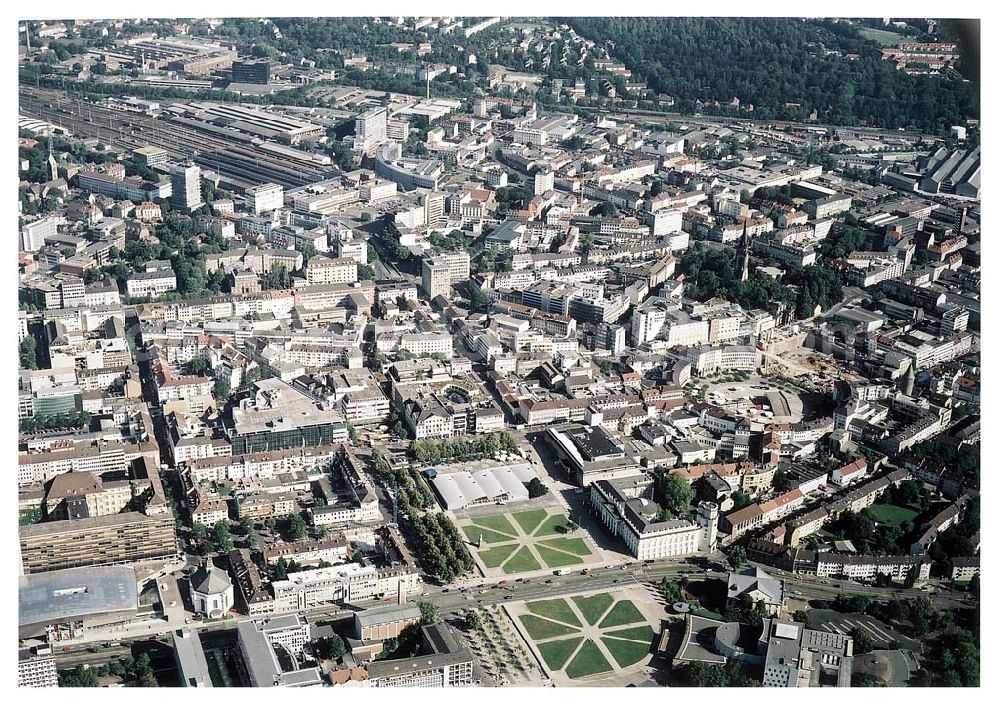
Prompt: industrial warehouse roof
<box><xmin>428</xmin><ymin>462</ymin><xmax>534</xmax><ymax>510</ymax></box>
<box><xmin>19</xmin><ymin>566</ymin><xmax>139</xmax><ymax>629</ymax></box>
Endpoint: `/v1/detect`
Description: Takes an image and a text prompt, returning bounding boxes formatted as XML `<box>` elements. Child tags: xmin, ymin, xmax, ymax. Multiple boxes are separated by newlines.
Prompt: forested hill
<box><xmin>563</xmin><ymin>17</ymin><xmax>979</xmax><ymax>132</ymax></box>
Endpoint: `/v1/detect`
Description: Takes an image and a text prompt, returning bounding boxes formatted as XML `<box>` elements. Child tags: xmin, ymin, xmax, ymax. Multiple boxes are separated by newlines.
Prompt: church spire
<box><xmin>737</xmin><ymin>218</ymin><xmax>750</xmax><ymax>283</ymax></box>
<box><xmin>46</xmin><ymin>132</ymin><xmax>58</xmax><ymax>182</ymax></box>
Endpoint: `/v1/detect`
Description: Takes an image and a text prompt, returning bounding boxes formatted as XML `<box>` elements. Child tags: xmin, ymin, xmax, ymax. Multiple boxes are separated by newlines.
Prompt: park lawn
<box><xmin>470</xmin><ymin>513</ymin><xmax>518</xmax><ymax>536</ymax></box>
<box><xmin>502</xmin><ymin>545</ymin><xmax>542</xmax><ymax>574</ymax></box>
<box><xmin>564</xmin><ymin>639</ymin><xmax>613</xmax><ymax>679</ymax></box>
<box><xmin>478</xmin><ymin>544</ymin><xmax>518</xmax><ymax>568</ymax></box>
<box><xmin>536</xmin><ymin>637</ymin><xmax>583</xmax><ymax>671</ymax></box>
<box><xmin>462</xmin><ymin>524</ymin><xmax>516</xmax><ymax>545</ymax></box>
<box><xmin>598</xmin><ymin>600</ymin><xmax>646</xmax><ymax>629</ymax></box>
<box><xmin>534</xmin><ymin>513</ymin><xmax>571</xmax><ymax>537</ymax></box>
<box><xmin>605</xmin><ymin>625</ymin><xmax>655</xmax><ymax>643</ymax></box>
<box><xmin>537</xmin><ymin>537</ymin><xmax>591</xmax><ymax>557</ymax></box>
<box><xmin>868</xmin><ymin>504</ymin><xmax>918</xmax><ymax>528</ymax></box>
<box><xmin>859</xmin><ymin>28</ymin><xmax>904</xmax><ymax>45</ymax></box>
<box><xmin>519</xmin><ymin>614</ymin><xmax>580</xmax><ymax>641</ymax></box>
<box><xmin>512</xmin><ymin>509</ymin><xmax>548</xmax><ymax>535</ymax></box>
<box><xmin>534</xmin><ymin>544</ymin><xmax>583</xmax><ymax>569</ymax></box>
<box><xmin>601</xmin><ymin>637</ymin><xmax>650</xmax><ymax>668</ymax></box>
<box><xmin>525</xmin><ymin>598</ymin><xmax>582</xmax><ymax>627</ymax></box>
<box><xmin>571</xmin><ymin>593</ymin><xmax>614</xmax><ymax>625</ymax></box>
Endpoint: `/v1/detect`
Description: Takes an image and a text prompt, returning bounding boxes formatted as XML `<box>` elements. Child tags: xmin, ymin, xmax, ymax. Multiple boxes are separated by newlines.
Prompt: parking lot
<box><xmin>806</xmin><ymin>609</ymin><xmax>921</xmax><ymax>651</ymax></box>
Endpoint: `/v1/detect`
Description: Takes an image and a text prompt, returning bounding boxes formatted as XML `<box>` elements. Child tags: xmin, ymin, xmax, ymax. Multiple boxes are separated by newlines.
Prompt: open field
<box><xmin>868</xmin><ymin>504</ymin><xmax>919</xmax><ymax>528</ymax></box>
<box><xmin>859</xmin><ymin>28</ymin><xmax>905</xmax><ymax>45</ymax></box>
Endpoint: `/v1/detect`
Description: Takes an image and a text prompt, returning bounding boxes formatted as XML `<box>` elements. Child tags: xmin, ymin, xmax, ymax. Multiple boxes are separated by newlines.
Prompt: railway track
<box><xmin>20</xmin><ymin>88</ymin><xmax>240</xmax><ymax>159</ymax></box>
<box><xmin>21</xmin><ymin>88</ymin><xmax>339</xmax><ymax>188</ymax></box>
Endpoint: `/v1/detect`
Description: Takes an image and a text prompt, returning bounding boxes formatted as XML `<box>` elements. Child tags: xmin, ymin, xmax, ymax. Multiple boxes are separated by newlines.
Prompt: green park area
<box><xmin>868</xmin><ymin>504</ymin><xmax>919</xmax><ymax>528</ymax></box>
<box><xmin>859</xmin><ymin>28</ymin><xmax>905</xmax><ymax>46</ymax></box>
<box><xmin>516</xmin><ymin>592</ymin><xmax>655</xmax><ymax>679</ymax></box>
<box><xmin>462</xmin><ymin>508</ymin><xmax>594</xmax><ymax>574</ymax></box>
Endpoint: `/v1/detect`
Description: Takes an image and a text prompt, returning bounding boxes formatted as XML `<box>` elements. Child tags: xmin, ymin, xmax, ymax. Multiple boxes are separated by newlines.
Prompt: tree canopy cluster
<box><xmin>677</xmin><ymin>661</ymin><xmax>761</xmax><ymax>687</ymax></box>
<box><xmin>677</xmin><ymin>242</ymin><xmax>844</xmax><ymax>319</ymax></box>
<box><xmin>411</xmin><ymin>432</ymin><xmax>518</xmax><ymax>465</ymax></box>
<box><xmin>563</xmin><ymin>18</ymin><xmax>978</xmax><ymax>133</ymax></box>
<box><xmin>404</xmin><ymin>511</ymin><xmax>474</xmax><ymax>584</ymax></box>
<box><xmin>59</xmin><ymin>652</ymin><xmax>158</xmax><ymax>687</ymax></box>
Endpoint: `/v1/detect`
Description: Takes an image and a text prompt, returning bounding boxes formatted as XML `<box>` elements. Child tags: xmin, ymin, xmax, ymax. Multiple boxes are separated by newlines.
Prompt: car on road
<box><xmin>605</xmin><ymin>564</ymin><xmax>615</xmax><ymax>569</ymax></box>
<box><xmin>544</xmin><ymin>579</ymin><xmax>553</xmax><ymax>584</ymax></box>
<box><xmin>504</xmin><ymin>595</ymin><xmax>514</xmax><ymax>600</ymax></box>
<box><xmin>421</xmin><ymin>592</ymin><xmax>429</xmax><ymax>597</ymax></box>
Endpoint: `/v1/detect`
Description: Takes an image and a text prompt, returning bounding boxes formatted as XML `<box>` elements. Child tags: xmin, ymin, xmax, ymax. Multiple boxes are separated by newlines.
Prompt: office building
<box><xmin>133</xmin><ymin>145</ymin><xmax>169</xmax><ymax>167</ymax></box>
<box><xmin>228</xmin><ymin>378</ymin><xmax>349</xmax><ymax>455</ymax></box>
<box><xmin>18</xmin><ymin>653</ymin><xmax>58</xmax><ymax>687</ymax></box>
<box><xmin>534</xmin><ymin>170</ymin><xmax>554</xmax><ymax>195</ymax></box>
<box><xmin>271</xmin><ymin>563</ymin><xmax>421</xmax><ymax>611</ymax></box>
<box><xmin>19</xmin><ymin>512</ymin><xmax>179</xmax><ymax>574</ymax></box>
<box><xmin>354</xmin><ymin>106</ymin><xmax>388</xmax><ymax>155</ymax></box>
<box><xmin>232</xmin><ymin>60</ymin><xmax>271</xmax><ymax>85</ymax></box>
<box><xmin>246</xmin><ymin>182</ymin><xmax>284</xmax><ymax>215</ymax></box>
<box><xmin>762</xmin><ymin>619</ymin><xmax>853</xmax><ymax>687</ymax></box>
<box><xmin>368</xmin><ymin>623</ymin><xmax>474</xmax><ymax>687</ymax></box>
<box><xmin>237</xmin><ymin>615</ymin><xmax>322</xmax><ymax>687</ymax></box>
<box><xmin>170</xmin><ymin>164</ymin><xmax>203</xmax><ymax>211</ymax></box>
<box><xmin>352</xmin><ymin>603</ymin><xmax>421</xmax><ymax>642</ymax></box>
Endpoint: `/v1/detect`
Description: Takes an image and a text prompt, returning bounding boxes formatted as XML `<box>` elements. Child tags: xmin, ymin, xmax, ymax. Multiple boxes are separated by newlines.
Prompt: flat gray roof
<box><xmin>19</xmin><ymin>567</ymin><xmax>138</xmax><ymax>629</ymax></box>
<box><xmin>354</xmin><ymin>602</ymin><xmax>420</xmax><ymax>627</ymax></box>
<box><xmin>173</xmin><ymin>629</ymin><xmax>213</xmax><ymax>687</ymax></box>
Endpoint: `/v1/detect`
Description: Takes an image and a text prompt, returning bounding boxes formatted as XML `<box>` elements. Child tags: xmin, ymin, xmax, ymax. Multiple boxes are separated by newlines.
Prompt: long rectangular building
<box><xmin>19</xmin><ymin>512</ymin><xmax>178</xmax><ymax>574</ymax></box>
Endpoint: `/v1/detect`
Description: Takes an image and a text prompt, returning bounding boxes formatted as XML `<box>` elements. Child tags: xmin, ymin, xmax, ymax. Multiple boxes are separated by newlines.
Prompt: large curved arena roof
<box><xmin>19</xmin><ymin>567</ymin><xmax>139</xmax><ymax>630</ymax></box>
<box><xmin>429</xmin><ymin>463</ymin><xmax>534</xmax><ymax>510</ymax></box>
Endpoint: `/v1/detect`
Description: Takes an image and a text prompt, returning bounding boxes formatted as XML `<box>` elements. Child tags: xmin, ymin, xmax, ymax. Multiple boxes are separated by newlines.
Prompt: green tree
<box><xmin>19</xmin><ymin>335</ymin><xmax>38</xmax><ymax>370</ymax></box>
<box><xmin>212</xmin><ymin>519</ymin><xmax>234</xmax><ymax>553</ymax></box>
<box><xmin>653</xmin><ymin>470</ymin><xmax>695</xmax><ymax>515</ymax></box>
<box><xmin>284</xmin><ymin>513</ymin><xmax>307</xmax><ymax>541</ymax></box>
<box><xmin>525</xmin><ymin>477</ymin><xmax>549</xmax><ymax>499</ymax></box>
<box><xmin>184</xmin><ymin>357</ymin><xmax>210</xmax><ymax>376</ymax></box>
<box><xmin>463</xmin><ymin>609</ymin><xmax>482</xmax><ymax>631</ymax></box>
<box><xmin>418</xmin><ymin>601</ymin><xmax>437</xmax><ymax>626</ymax></box>
<box><xmin>658</xmin><ymin>578</ymin><xmax>684</xmax><ymax>604</ymax></box>
<box><xmin>274</xmin><ymin>556</ymin><xmax>289</xmax><ymax>581</ymax></box>
<box><xmin>851</xmin><ymin>627</ymin><xmax>876</xmax><ymax>655</ymax></box>
<box><xmin>191</xmin><ymin>522</ymin><xmax>211</xmax><ymax>556</ymax></box>
<box><xmin>726</xmin><ymin>545</ymin><xmax>748</xmax><ymax>571</ymax></box>
<box><xmin>213</xmin><ymin>378</ymin><xmax>231</xmax><ymax>401</ymax></box>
